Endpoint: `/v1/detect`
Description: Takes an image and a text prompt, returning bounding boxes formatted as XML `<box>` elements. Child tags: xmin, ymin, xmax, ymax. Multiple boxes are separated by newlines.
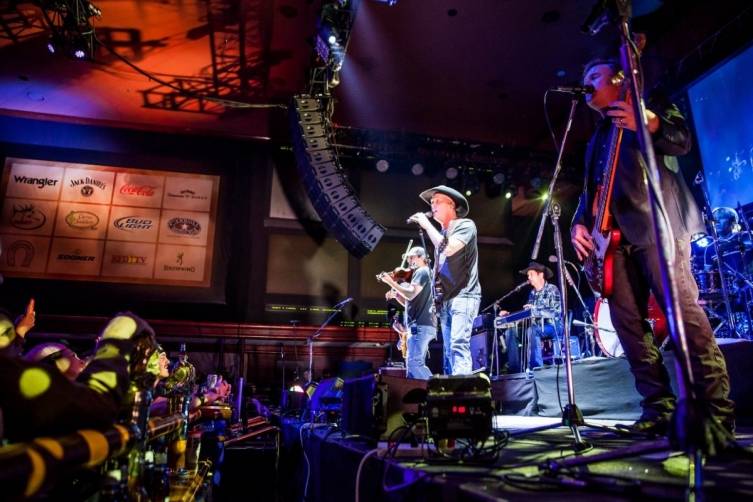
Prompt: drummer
<box><xmin>703</xmin><ymin>207</ymin><xmax>752</xmax><ymax>268</ymax></box>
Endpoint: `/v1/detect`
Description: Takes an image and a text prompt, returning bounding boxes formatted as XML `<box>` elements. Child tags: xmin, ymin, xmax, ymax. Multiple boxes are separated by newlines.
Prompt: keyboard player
<box><xmin>498</xmin><ymin>262</ymin><xmax>562</xmax><ymax>374</ymax></box>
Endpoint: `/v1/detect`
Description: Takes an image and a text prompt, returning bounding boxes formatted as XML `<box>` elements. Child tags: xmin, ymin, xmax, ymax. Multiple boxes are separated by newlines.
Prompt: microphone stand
<box><xmin>306</xmin><ymin>301</ymin><xmax>348</xmax><ymax>386</ymax></box>
<box><xmin>509</xmin><ymin>93</ymin><xmax>591</xmax><ymax>451</ymax></box>
<box><xmin>481</xmin><ymin>285</ymin><xmax>524</xmax><ymax>377</ymax></box>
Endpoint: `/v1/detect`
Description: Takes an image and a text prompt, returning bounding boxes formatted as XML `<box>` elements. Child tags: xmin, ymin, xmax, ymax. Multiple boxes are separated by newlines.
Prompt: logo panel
<box><xmin>60</xmin><ymin>168</ymin><xmax>114</xmax><ymax>204</ymax></box>
<box><xmin>107</xmin><ymin>206</ymin><xmax>160</xmax><ymax>243</ymax></box>
<box><xmin>5</xmin><ymin>160</ymin><xmax>64</xmax><ymax>201</ymax></box>
<box><xmin>0</xmin><ymin>234</ymin><xmax>51</xmax><ymax>274</ymax></box>
<box><xmin>101</xmin><ymin>241</ymin><xmax>156</xmax><ymax>279</ymax></box>
<box><xmin>47</xmin><ymin>238</ymin><xmax>104</xmax><ymax>275</ymax></box>
<box><xmin>112</xmin><ymin>173</ymin><xmax>164</xmax><ymax>208</ymax></box>
<box><xmin>158</xmin><ymin>210</ymin><xmax>209</xmax><ymax>246</ymax></box>
<box><xmin>0</xmin><ymin>198</ymin><xmax>57</xmax><ymax>236</ymax></box>
<box><xmin>54</xmin><ymin>202</ymin><xmax>110</xmax><ymax>239</ymax></box>
<box><xmin>154</xmin><ymin>244</ymin><xmax>206</xmax><ymax>282</ymax></box>
<box><xmin>163</xmin><ymin>176</ymin><xmax>214</xmax><ymax>212</ymax></box>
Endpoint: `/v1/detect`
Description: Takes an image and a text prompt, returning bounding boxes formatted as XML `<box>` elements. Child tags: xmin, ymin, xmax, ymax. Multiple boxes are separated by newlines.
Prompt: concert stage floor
<box><xmin>280</xmin><ymin>416</ymin><xmax>753</xmax><ymax>501</ymax></box>
<box><xmin>494</xmin><ymin>338</ymin><xmax>753</xmax><ymax>424</ymax></box>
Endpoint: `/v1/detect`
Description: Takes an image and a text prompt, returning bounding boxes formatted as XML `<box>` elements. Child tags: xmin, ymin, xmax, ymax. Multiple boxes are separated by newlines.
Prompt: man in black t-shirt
<box><xmin>407</xmin><ymin>185</ymin><xmax>481</xmax><ymax>375</ymax></box>
<box><xmin>379</xmin><ymin>246</ymin><xmax>436</xmax><ymax>379</ymax></box>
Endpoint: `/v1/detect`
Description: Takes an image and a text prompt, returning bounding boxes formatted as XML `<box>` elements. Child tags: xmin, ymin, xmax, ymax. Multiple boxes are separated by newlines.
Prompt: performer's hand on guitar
<box><xmin>497</xmin><ymin>309</ymin><xmax>510</xmax><ymax>317</ymax></box>
<box><xmin>606</xmin><ymin>98</ymin><xmax>660</xmax><ymax>134</ymax></box>
<box><xmin>385</xmin><ymin>290</ymin><xmax>397</xmax><ymax>301</ymax></box>
<box><xmin>571</xmin><ymin>224</ymin><xmax>594</xmax><ymax>261</ymax></box>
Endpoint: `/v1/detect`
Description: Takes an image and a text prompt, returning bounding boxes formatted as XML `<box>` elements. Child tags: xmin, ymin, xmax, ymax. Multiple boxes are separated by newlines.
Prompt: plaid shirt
<box><xmin>527</xmin><ymin>282</ymin><xmax>561</xmax><ymax>322</ymax></box>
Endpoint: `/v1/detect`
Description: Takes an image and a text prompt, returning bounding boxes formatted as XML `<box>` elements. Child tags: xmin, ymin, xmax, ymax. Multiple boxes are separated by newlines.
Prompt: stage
<box><xmin>279</xmin><ymin>415</ymin><xmax>753</xmax><ymax>501</ymax></box>
<box><xmin>275</xmin><ymin>339</ymin><xmax>753</xmax><ymax>501</ymax></box>
<box><xmin>493</xmin><ymin>338</ymin><xmax>753</xmax><ymax>424</ymax></box>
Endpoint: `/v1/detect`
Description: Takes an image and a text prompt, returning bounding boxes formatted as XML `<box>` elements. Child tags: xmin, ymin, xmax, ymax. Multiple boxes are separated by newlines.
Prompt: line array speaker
<box><xmin>289</xmin><ymin>95</ymin><xmax>385</xmax><ymax>258</ymax></box>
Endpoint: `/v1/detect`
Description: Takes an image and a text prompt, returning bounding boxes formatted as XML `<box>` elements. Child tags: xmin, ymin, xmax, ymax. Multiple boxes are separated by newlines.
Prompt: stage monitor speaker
<box><xmin>379</xmin><ymin>374</ymin><xmax>428</xmax><ymax>441</ymax></box>
<box><xmin>289</xmin><ymin>95</ymin><xmax>385</xmax><ymax>258</ymax></box>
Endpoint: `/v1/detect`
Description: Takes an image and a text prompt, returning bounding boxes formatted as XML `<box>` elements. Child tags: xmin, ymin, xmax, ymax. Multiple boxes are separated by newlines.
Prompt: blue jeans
<box><xmin>406</xmin><ymin>324</ymin><xmax>436</xmax><ymax>380</ymax></box>
<box><xmin>440</xmin><ymin>295</ymin><xmax>481</xmax><ymax>375</ymax></box>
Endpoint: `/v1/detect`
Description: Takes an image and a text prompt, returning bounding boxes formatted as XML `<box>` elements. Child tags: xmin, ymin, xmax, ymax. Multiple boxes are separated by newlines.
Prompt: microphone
<box><xmin>406</xmin><ymin>210</ymin><xmax>433</xmax><ymax>224</ymax></box>
<box><xmin>333</xmin><ymin>297</ymin><xmax>353</xmax><ymax>309</ymax></box>
<box><xmin>550</xmin><ymin>84</ymin><xmax>594</xmax><ymax>95</ymax></box>
<box><xmin>512</xmin><ymin>281</ymin><xmax>529</xmax><ymax>292</ymax></box>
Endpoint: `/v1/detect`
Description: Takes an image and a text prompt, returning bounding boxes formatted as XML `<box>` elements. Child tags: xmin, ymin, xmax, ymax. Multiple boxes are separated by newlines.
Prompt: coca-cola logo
<box><xmin>167</xmin><ymin>217</ymin><xmax>201</xmax><ymax>236</ymax></box>
<box><xmin>65</xmin><ymin>211</ymin><xmax>99</xmax><ymax>230</ymax></box>
<box><xmin>120</xmin><ymin>184</ymin><xmax>157</xmax><ymax>197</ymax></box>
<box><xmin>11</xmin><ymin>204</ymin><xmax>46</xmax><ymax>230</ymax></box>
<box><xmin>114</xmin><ymin>216</ymin><xmax>154</xmax><ymax>231</ymax></box>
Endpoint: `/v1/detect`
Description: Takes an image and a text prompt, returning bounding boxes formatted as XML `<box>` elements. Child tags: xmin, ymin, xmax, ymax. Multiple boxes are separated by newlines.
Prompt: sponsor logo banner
<box><xmin>5</xmin><ymin>161</ymin><xmax>64</xmax><ymax>201</ymax></box>
<box><xmin>54</xmin><ymin>202</ymin><xmax>110</xmax><ymax>240</ymax></box>
<box><xmin>60</xmin><ymin>168</ymin><xmax>115</xmax><ymax>204</ymax></box>
<box><xmin>159</xmin><ymin>210</ymin><xmax>209</xmax><ymax>246</ymax></box>
<box><xmin>163</xmin><ymin>176</ymin><xmax>213</xmax><ymax>212</ymax></box>
<box><xmin>0</xmin><ymin>198</ymin><xmax>57</xmax><ymax>236</ymax></box>
<box><xmin>47</xmin><ymin>238</ymin><xmax>104</xmax><ymax>275</ymax></box>
<box><xmin>0</xmin><ymin>234</ymin><xmax>51</xmax><ymax>274</ymax></box>
<box><xmin>154</xmin><ymin>244</ymin><xmax>206</xmax><ymax>282</ymax></box>
<box><xmin>101</xmin><ymin>241</ymin><xmax>156</xmax><ymax>279</ymax></box>
<box><xmin>112</xmin><ymin>173</ymin><xmax>164</xmax><ymax>208</ymax></box>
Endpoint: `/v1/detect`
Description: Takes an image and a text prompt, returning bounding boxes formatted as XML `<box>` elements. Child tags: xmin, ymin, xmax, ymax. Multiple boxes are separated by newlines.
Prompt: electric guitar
<box><xmin>583</xmin><ymin>71</ymin><xmax>627</xmax><ymax>297</ymax></box>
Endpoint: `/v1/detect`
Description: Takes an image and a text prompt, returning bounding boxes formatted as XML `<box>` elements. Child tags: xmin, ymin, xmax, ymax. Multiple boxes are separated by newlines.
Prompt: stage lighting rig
<box><xmin>37</xmin><ymin>0</ymin><xmax>102</xmax><ymax>60</ymax></box>
<box><xmin>311</xmin><ymin>0</ymin><xmax>360</xmax><ymax>94</ymax></box>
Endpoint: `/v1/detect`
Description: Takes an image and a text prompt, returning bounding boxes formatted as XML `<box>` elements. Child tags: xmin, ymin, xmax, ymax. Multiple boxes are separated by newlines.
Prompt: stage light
<box><xmin>541</xmin><ymin>193</ymin><xmax>549</xmax><ymax>200</ymax></box>
<box><xmin>445</xmin><ymin>166</ymin><xmax>459</xmax><ymax>180</ymax></box>
<box><xmin>411</xmin><ymin>163</ymin><xmax>424</xmax><ymax>176</ymax></box>
<box><xmin>492</xmin><ymin>172</ymin><xmax>505</xmax><ymax>185</ymax></box>
<box><xmin>328</xmin><ymin>34</ymin><xmax>338</xmax><ymax>45</ymax></box>
<box><xmin>465</xmin><ymin>189</ymin><xmax>472</xmax><ymax>197</ymax></box>
<box><xmin>375</xmin><ymin>159</ymin><xmax>390</xmax><ymax>172</ymax></box>
<box><xmin>73</xmin><ymin>48</ymin><xmax>87</xmax><ymax>59</ymax></box>
<box><xmin>505</xmin><ymin>191</ymin><xmax>513</xmax><ymax>199</ymax></box>
<box><xmin>530</xmin><ymin>176</ymin><xmax>543</xmax><ymax>189</ymax></box>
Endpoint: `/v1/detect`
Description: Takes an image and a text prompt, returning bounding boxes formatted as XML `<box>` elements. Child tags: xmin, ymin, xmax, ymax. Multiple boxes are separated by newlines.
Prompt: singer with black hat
<box><xmin>499</xmin><ymin>261</ymin><xmax>562</xmax><ymax>374</ymax></box>
<box><xmin>406</xmin><ymin>185</ymin><xmax>480</xmax><ymax>375</ymax></box>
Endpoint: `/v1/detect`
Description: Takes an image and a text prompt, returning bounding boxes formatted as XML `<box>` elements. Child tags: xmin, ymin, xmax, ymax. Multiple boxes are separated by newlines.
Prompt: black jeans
<box><xmin>609</xmin><ymin>237</ymin><xmax>734</xmax><ymax>424</ymax></box>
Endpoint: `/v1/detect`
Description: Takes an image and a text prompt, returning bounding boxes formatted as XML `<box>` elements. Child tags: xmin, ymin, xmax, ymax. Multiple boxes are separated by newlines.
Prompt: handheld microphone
<box><xmin>333</xmin><ymin>297</ymin><xmax>353</xmax><ymax>309</ymax></box>
<box><xmin>550</xmin><ymin>84</ymin><xmax>594</xmax><ymax>95</ymax></box>
<box><xmin>406</xmin><ymin>210</ymin><xmax>433</xmax><ymax>224</ymax></box>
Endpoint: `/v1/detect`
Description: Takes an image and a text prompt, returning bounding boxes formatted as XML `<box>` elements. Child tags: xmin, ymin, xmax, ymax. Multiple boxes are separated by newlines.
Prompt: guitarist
<box><xmin>570</xmin><ymin>57</ymin><xmax>734</xmax><ymax>438</ymax></box>
<box><xmin>407</xmin><ymin>185</ymin><xmax>480</xmax><ymax>376</ymax></box>
<box><xmin>379</xmin><ymin>247</ymin><xmax>436</xmax><ymax>379</ymax></box>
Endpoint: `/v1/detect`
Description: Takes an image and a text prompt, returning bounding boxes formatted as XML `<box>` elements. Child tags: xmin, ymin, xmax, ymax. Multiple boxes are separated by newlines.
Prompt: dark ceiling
<box><xmin>0</xmin><ymin>0</ymin><xmax>751</xmax><ymax>151</ymax></box>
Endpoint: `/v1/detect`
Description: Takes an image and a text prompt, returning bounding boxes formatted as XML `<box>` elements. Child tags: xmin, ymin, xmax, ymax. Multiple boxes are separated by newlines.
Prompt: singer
<box><xmin>499</xmin><ymin>262</ymin><xmax>561</xmax><ymax>374</ymax></box>
<box><xmin>406</xmin><ymin>185</ymin><xmax>480</xmax><ymax>376</ymax></box>
<box><xmin>570</xmin><ymin>56</ymin><xmax>734</xmax><ymax>438</ymax></box>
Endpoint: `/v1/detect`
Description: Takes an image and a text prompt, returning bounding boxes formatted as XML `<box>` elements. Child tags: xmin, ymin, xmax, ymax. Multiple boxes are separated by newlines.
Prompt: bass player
<box><xmin>570</xmin><ymin>57</ymin><xmax>734</xmax><ymax>439</ymax></box>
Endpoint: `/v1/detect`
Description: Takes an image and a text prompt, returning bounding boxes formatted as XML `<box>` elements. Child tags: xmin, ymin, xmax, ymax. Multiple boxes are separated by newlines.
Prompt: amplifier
<box><xmin>425</xmin><ymin>374</ymin><xmax>493</xmax><ymax>441</ymax></box>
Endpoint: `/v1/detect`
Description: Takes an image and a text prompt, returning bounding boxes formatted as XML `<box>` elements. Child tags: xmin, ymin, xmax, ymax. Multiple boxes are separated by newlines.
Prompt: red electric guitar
<box><xmin>583</xmin><ymin>71</ymin><xmax>627</xmax><ymax>297</ymax></box>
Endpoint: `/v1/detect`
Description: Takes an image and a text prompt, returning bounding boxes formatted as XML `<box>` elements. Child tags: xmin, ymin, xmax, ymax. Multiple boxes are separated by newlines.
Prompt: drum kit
<box><xmin>588</xmin><ymin>206</ymin><xmax>753</xmax><ymax>358</ymax></box>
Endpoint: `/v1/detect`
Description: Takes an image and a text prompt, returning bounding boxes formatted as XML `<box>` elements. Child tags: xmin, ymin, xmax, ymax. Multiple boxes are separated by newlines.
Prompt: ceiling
<box><xmin>0</xmin><ymin>0</ymin><xmax>751</xmax><ymax>150</ymax></box>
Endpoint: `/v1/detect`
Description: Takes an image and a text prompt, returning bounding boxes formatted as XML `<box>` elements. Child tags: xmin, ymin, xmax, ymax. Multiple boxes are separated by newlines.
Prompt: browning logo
<box><xmin>163</xmin><ymin>251</ymin><xmax>195</xmax><ymax>272</ymax></box>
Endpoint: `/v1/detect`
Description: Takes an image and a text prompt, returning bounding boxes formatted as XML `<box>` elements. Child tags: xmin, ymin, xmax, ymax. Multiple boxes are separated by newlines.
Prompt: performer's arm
<box><xmin>444</xmin><ymin>220</ymin><xmax>476</xmax><ymax>257</ymax></box>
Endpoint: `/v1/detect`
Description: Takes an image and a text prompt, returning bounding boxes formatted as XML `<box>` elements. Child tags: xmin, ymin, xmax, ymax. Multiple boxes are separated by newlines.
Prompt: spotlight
<box><xmin>465</xmin><ymin>189</ymin><xmax>472</xmax><ymax>197</ymax></box>
<box><xmin>411</xmin><ymin>163</ymin><xmax>424</xmax><ymax>176</ymax></box>
<box><xmin>328</xmin><ymin>34</ymin><xmax>338</xmax><ymax>45</ymax></box>
<box><xmin>541</xmin><ymin>193</ymin><xmax>549</xmax><ymax>201</ymax></box>
<box><xmin>445</xmin><ymin>167</ymin><xmax>459</xmax><ymax>180</ymax></box>
<box><xmin>375</xmin><ymin>159</ymin><xmax>390</xmax><ymax>172</ymax></box>
<box><xmin>505</xmin><ymin>191</ymin><xmax>513</xmax><ymax>199</ymax></box>
<box><xmin>73</xmin><ymin>48</ymin><xmax>87</xmax><ymax>59</ymax></box>
<box><xmin>47</xmin><ymin>40</ymin><xmax>56</xmax><ymax>54</ymax></box>
<box><xmin>492</xmin><ymin>172</ymin><xmax>505</xmax><ymax>185</ymax></box>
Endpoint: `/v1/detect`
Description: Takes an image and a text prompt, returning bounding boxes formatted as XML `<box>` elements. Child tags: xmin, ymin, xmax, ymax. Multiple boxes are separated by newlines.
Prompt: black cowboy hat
<box><xmin>418</xmin><ymin>185</ymin><xmax>469</xmax><ymax>217</ymax></box>
<box><xmin>519</xmin><ymin>261</ymin><xmax>553</xmax><ymax>279</ymax></box>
